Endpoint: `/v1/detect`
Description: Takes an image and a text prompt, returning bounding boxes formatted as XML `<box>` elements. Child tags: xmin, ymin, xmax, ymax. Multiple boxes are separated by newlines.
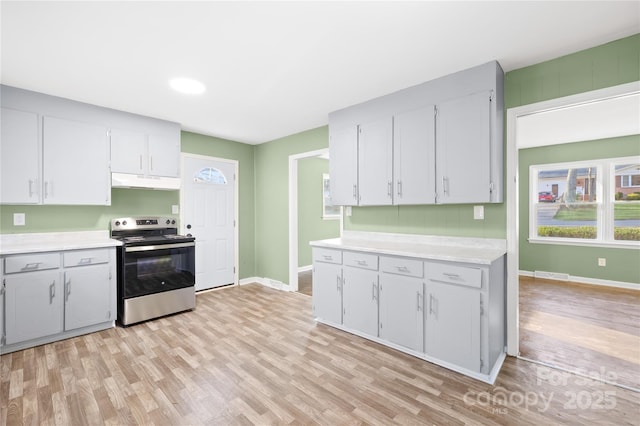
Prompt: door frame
<box><xmin>505</xmin><ymin>81</ymin><xmax>639</xmax><ymax>356</ymax></box>
<box><xmin>288</xmin><ymin>148</ymin><xmax>342</xmax><ymax>291</ymax></box>
<box><xmin>180</xmin><ymin>153</ymin><xmax>240</xmax><ymax>287</ymax></box>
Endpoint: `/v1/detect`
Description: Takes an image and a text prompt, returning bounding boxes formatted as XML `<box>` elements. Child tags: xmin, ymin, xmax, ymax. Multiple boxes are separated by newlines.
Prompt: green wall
<box><xmin>0</xmin><ymin>189</ymin><xmax>179</xmax><ymax>233</ymax></box>
<box><xmin>507</xmin><ymin>34</ymin><xmax>640</xmax><ymax>285</ymax></box>
<box><xmin>298</xmin><ymin>157</ymin><xmax>340</xmax><ymax>267</ymax></box>
<box><xmin>180</xmin><ymin>131</ymin><xmax>256</xmax><ymax>279</ymax></box>
<box><xmin>519</xmin><ymin>136</ymin><xmax>640</xmax><ymax>284</ymax></box>
<box><xmin>254</xmin><ymin>126</ymin><xmax>329</xmax><ymax>284</ymax></box>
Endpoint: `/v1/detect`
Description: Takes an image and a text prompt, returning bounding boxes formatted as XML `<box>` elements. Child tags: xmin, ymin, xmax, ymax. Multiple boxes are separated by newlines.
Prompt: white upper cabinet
<box><xmin>329</xmin><ymin>126</ymin><xmax>359</xmax><ymax>205</ymax></box>
<box><xmin>110</xmin><ymin>128</ymin><xmax>146</xmax><ymax>175</ymax></box>
<box><xmin>435</xmin><ymin>91</ymin><xmax>492</xmax><ymax>204</ymax></box>
<box><xmin>0</xmin><ymin>108</ymin><xmax>40</xmax><ymax>204</ymax></box>
<box><xmin>393</xmin><ymin>105</ymin><xmax>436</xmax><ymax>205</ymax></box>
<box><xmin>328</xmin><ymin>61</ymin><xmax>503</xmax><ymax>206</ymax></box>
<box><xmin>358</xmin><ymin>117</ymin><xmax>393</xmax><ymax>205</ymax></box>
<box><xmin>111</xmin><ymin>130</ymin><xmax>180</xmax><ymax>178</ymax></box>
<box><xmin>43</xmin><ymin>116</ymin><xmax>110</xmax><ymax>205</ymax></box>
<box><xmin>148</xmin><ymin>133</ymin><xmax>180</xmax><ymax>177</ymax></box>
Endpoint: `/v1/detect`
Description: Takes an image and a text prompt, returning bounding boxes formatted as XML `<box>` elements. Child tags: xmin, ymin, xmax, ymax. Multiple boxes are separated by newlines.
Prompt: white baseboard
<box><xmin>298</xmin><ymin>265</ymin><xmax>312</xmax><ymax>273</ymax></box>
<box><xmin>520</xmin><ymin>270</ymin><xmax>639</xmax><ymax>291</ymax></box>
<box><xmin>239</xmin><ymin>277</ymin><xmax>292</xmax><ymax>292</ymax></box>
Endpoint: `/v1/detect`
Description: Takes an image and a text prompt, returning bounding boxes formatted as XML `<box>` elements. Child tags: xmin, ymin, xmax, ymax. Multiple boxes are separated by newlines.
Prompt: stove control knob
<box><xmin>122</xmin><ymin>220</ymin><xmax>127</xmax><ymax>226</ymax></box>
<box><xmin>166</xmin><ymin>219</ymin><xmax>171</xmax><ymax>225</ymax></box>
<box><xmin>115</xmin><ymin>221</ymin><xmax>121</xmax><ymax>227</ymax></box>
<box><xmin>171</xmin><ymin>219</ymin><xmax>176</xmax><ymax>225</ymax></box>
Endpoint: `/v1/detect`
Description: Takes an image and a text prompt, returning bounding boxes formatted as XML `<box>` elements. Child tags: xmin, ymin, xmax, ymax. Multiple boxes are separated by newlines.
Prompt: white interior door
<box><xmin>182</xmin><ymin>155</ymin><xmax>236</xmax><ymax>291</ymax></box>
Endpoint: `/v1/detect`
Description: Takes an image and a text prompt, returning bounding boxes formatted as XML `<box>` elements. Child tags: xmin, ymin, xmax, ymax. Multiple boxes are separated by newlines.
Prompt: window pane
<box><xmin>194</xmin><ymin>167</ymin><xmax>227</xmax><ymax>184</ymax></box>
<box><xmin>536</xmin><ymin>203</ymin><xmax>598</xmax><ymax>239</ymax></box>
<box><xmin>537</xmin><ymin>167</ymin><xmax>597</xmax><ymax>203</ymax></box>
<box><xmin>613</xmin><ymin>200</ymin><xmax>640</xmax><ymax>241</ymax></box>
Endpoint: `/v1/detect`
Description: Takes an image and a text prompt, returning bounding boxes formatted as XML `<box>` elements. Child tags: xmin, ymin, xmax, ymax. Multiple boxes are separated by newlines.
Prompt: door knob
<box><xmin>186</xmin><ymin>224</ymin><xmax>192</xmax><ymax>229</ymax></box>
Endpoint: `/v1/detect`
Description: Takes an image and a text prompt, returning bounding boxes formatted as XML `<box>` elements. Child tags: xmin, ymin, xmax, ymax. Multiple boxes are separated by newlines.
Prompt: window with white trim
<box><xmin>530</xmin><ymin>156</ymin><xmax>640</xmax><ymax>247</ymax></box>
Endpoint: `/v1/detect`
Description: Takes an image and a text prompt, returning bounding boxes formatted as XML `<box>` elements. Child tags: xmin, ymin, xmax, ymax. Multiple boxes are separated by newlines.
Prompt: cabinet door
<box><xmin>4</xmin><ymin>270</ymin><xmax>63</xmax><ymax>344</ymax></box>
<box><xmin>110</xmin><ymin>128</ymin><xmax>146</xmax><ymax>174</ymax></box>
<box><xmin>1</xmin><ymin>108</ymin><xmax>40</xmax><ymax>204</ymax></box>
<box><xmin>148</xmin><ymin>133</ymin><xmax>180</xmax><ymax>177</ymax></box>
<box><xmin>312</xmin><ymin>262</ymin><xmax>342</xmax><ymax>325</ymax></box>
<box><xmin>358</xmin><ymin>117</ymin><xmax>393</xmax><ymax>205</ymax></box>
<box><xmin>64</xmin><ymin>264</ymin><xmax>114</xmax><ymax>331</ymax></box>
<box><xmin>378</xmin><ymin>273</ymin><xmax>423</xmax><ymax>352</ymax></box>
<box><xmin>435</xmin><ymin>91</ymin><xmax>491</xmax><ymax>204</ymax></box>
<box><xmin>393</xmin><ymin>106</ymin><xmax>436</xmax><ymax>205</ymax></box>
<box><xmin>425</xmin><ymin>281</ymin><xmax>481</xmax><ymax>372</ymax></box>
<box><xmin>329</xmin><ymin>126</ymin><xmax>358</xmax><ymax>205</ymax></box>
<box><xmin>342</xmin><ymin>267</ymin><xmax>378</xmax><ymax>337</ymax></box>
<box><xmin>43</xmin><ymin>116</ymin><xmax>110</xmax><ymax>205</ymax></box>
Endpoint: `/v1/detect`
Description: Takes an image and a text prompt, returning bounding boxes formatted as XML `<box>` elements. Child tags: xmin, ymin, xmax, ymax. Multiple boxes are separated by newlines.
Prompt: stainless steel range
<box><xmin>111</xmin><ymin>217</ymin><xmax>195</xmax><ymax>326</ymax></box>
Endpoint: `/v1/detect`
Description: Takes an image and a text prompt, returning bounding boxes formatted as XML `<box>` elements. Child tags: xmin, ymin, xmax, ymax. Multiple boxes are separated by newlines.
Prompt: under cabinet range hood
<box><xmin>111</xmin><ymin>172</ymin><xmax>181</xmax><ymax>190</ymax></box>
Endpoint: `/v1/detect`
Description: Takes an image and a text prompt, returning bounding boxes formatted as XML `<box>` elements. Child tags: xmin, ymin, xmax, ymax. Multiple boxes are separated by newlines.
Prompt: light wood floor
<box><xmin>2</xmin><ymin>284</ymin><xmax>639</xmax><ymax>425</ymax></box>
<box><xmin>298</xmin><ymin>270</ymin><xmax>312</xmax><ymax>297</ymax></box>
<box><xmin>519</xmin><ymin>276</ymin><xmax>640</xmax><ymax>391</ymax></box>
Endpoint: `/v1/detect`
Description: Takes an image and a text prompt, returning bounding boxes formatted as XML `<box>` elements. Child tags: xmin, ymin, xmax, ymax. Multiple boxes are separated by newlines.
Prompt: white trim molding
<box><xmin>520</xmin><ymin>270</ymin><xmax>639</xmax><ymax>292</ymax></box>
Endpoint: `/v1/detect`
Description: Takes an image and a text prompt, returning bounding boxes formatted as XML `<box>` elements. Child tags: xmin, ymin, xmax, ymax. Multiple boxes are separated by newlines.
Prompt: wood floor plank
<box><xmin>2</xmin><ymin>283</ymin><xmax>639</xmax><ymax>425</ymax></box>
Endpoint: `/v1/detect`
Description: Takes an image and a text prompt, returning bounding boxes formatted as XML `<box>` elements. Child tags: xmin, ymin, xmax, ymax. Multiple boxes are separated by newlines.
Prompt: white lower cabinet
<box><xmin>425</xmin><ymin>280</ymin><xmax>481</xmax><ymax>372</ymax></box>
<box><xmin>312</xmin><ymin>249</ymin><xmax>343</xmax><ymax>326</ymax></box>
<box><xmin>1</xmin><ymin>248</ymin><xmax>116</xmax><ymax>352</ymax></box>
<box><xmin>311</xmin><ymin>243</ymin><xmax>505</xmax><ymax>383</ymax></box>
<box><xmin>5</xmin><ymin>269</ymin><xmax>63</xmax><ymax>345</ymax></box>
<box><xmin>64</xmin><ymin>263</ymin><xmax>114</xmax><ymax>331</ymax></box>
<box><xmin>342</xmin><ymin>252</ymin><xmax>379</xmax><ymax>337</ymax></box>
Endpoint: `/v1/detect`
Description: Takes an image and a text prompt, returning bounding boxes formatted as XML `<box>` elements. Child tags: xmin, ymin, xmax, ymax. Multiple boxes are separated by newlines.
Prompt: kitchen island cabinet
<box><xmin>311</xmin><ymin>232</ymin><xmax>506</xmax><ymax>384</ymax></box>
<box><xmin>0</xmin><ymin>231</ymin><xmax>119</xmax><ymax>353</ymax></box>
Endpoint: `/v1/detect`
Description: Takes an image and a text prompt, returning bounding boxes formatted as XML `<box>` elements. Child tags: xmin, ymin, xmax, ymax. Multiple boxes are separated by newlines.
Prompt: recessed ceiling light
<box><xmin>169</xmin><ymin>77</ymin><xmax>206</xmax><ymax>95</ymax></box>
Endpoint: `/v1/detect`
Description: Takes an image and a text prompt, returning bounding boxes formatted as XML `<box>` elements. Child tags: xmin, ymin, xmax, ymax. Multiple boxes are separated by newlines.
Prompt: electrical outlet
<box><xmin>473</xmin><ymin>205</ymin><xmax>484</xmax><ymax>220</ymax></box>
<box><xmin>598</xmin><ymin>258</ymin><xmax>606</xmax><ymax>267</ymax></box>
<box><xmin>172</xmin><ymin>204</ymin><xmax>179</xmax><ymax>214</ymax></box>
<box><xmin>13</xmin><ymin>213</ymin><xmax>26</xmax><ymax>226</ymax></box>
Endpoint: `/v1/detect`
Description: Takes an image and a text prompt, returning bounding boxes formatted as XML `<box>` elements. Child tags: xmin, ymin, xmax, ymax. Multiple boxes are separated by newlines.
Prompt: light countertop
<box><xmin>0</xmin><ymin>231</ymin><xmax>121</xmax><ymax>255</ymax></box>
<box><xmin>311</xmin><ymin>232</ymin><xmax>506</xmax><ymax>265</ymax></box>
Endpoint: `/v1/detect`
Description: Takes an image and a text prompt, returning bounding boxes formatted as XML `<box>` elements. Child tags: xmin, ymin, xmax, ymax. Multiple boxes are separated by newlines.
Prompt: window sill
<box><xmin>528</xmin><ymin>237</ymin><xmax>640</xmax><ymax>250</ymax></box>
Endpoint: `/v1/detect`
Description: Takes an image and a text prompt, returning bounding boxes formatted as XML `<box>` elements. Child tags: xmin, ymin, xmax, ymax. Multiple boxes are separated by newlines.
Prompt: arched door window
<box><xmin>194</xmin><ymin>167</ymin><xmax>228</xmax><ymax>184</ymax></box>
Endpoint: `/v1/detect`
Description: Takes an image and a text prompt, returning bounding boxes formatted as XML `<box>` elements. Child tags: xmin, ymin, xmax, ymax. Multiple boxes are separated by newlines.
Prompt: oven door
<box><xmin>122</xmin><ymin>242</ymin><xmax>195</xmax><ymax>299</ymax></box>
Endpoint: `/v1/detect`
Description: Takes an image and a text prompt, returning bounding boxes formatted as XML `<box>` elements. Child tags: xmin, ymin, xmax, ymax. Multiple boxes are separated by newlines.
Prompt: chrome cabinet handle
<box><xmin>353</xmin><ymin>184</ymin><xmax>357</xmax><ymax>199</ymax></box>
<box><xmin>323</xmin><ymin>255</ymin><xmax>333</xmax><ymax>261</ymax></box>
<box><xmin>429</xmin><ymin>294</ymin><xmax>434</xmax><ymax>315</ymax></box>
<box><xmin>372</xmin><ymin>282</ymin><xmax>376</xmax><ymax>301</ymax></box>
<box><xmin>443</xmin><ymin>272</ymin><xmax>461</xmax><ymax>281</ymax></box>
<box><xmin>416</xmin><ymin>291</ymin><xmax>421</xmax><ymax>311</ymax></box>
<box><xmin>387</xmin><ymin>181</ymin><xmax>392</xmax><ymax>198</ymax></box>
<box><xmin>49</xmin><ymin>281</ymin><xmax>56</xmax><ymax>304</ymax></box>
<box><xmin>79</xmin><ymin>257</ymin><xmax>93</xmax><ymax>265</ymax></box>
<box><xmin>65</xmin><ymin>278</ymin><xmax>71</xmax><ymax>302</ymax></box>
<box><xmin>28</xmin><ymin>179</ymin><xmax>34</xmax><ymax>197</ymax></box>
<box><xmin>395</xmin><ymin>266</ymin><xmax>409</xmax><ymax>273</ymax></box>
<box><xmin>356</xmin><ymin>260</ymin><xmax>367</xmax><ymax>266</ymax></box>
<box><xmin>22</xmin><ymin>263</ymin><xmax>40</xmax><ymax>271</ymax></box>
<box><xmin>442</xmin><ymin>176</ymin><xmax>449</xmax><ymax>195</ymax></box>
<box><xmin>44</xmin><ymin>181</ymin><xmax>49</xmax><ymax>198</ymax></box>
<box><xmin>140</xmin><ymin>155</ymin><xmax>143</xmax><ymax>170</ymax></box>
<box><xmin>397</xmin><ymin>180</ymin><xmax>402</xmax><ymax>197</ymax></box>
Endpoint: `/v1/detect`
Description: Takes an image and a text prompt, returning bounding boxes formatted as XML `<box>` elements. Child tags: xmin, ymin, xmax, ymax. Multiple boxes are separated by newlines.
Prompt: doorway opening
<box><xmin>288</xmin><ymin>148</ymin><xmax>342</xmax><ymax>295</ymax></box>
<box><xmin>506</xmin><ymin>82</ymin><xmax>640</xmax><ymax>390</ymax></box>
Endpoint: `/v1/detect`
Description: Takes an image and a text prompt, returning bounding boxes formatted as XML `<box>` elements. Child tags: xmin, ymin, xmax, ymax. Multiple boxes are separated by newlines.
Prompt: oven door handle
<box><xmin>125</xmin><ymin>242</ymin><xmax>196</xmax><ymax>252</ymax></box>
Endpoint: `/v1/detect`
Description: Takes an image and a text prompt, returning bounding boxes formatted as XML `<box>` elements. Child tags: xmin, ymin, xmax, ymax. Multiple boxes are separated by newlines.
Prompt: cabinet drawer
<box><xmin>313</xmin><ymin>248</ymin><xmax>342</xmax><ymax>264</ymax></box>
<box><xmin>380</xmin><ymin>256</ymin><xmax>423</xmax><ymax>278</ymax></box>
<box><xmin>343</xmin><ymin>251</ymin><xmax>378</xmax><ymax>270</ymax></box>
<box><xmin>4</xmin><ymin>253</ymin><xmax>60</xmax><ymax>274</ymax></box>
<box><xmin>63</xmin><ymin>249</ymin><xmax>110</xmax><ymax>267</ymax></box>
<box><xmin>426</xmin><ymin>262</ymin><xmax>482</xmax><ymax>289</ymax></box>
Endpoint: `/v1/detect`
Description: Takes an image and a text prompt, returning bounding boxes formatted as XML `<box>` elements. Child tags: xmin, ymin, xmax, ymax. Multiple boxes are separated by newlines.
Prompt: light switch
<box><xmin>473</xmin><ymin>205</ymin><xmax>484</xmax><ymax>220</ymax></box>
<box><xmin>13</xmin><ymin>213</ymin><xmax>26</xmax><ymax>226</ymax></box>
<box><xmin>345</xmin><ymin>206</ymin><xmax>352</xmax><ymax>217</ymax></box>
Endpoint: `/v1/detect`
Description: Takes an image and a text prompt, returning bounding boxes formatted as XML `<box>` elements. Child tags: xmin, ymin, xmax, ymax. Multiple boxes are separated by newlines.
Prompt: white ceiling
<box><xmin>1</xmin><ymin>1</ymin><xmax>638</xmax><ymax>145</ymax></box>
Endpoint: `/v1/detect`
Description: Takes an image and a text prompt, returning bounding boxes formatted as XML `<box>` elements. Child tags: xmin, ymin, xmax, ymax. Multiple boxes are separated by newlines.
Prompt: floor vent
<box><xmin>533</xmin><ymin>270</ymin><xmax>570</xmax><ymax>281</ymax></box>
